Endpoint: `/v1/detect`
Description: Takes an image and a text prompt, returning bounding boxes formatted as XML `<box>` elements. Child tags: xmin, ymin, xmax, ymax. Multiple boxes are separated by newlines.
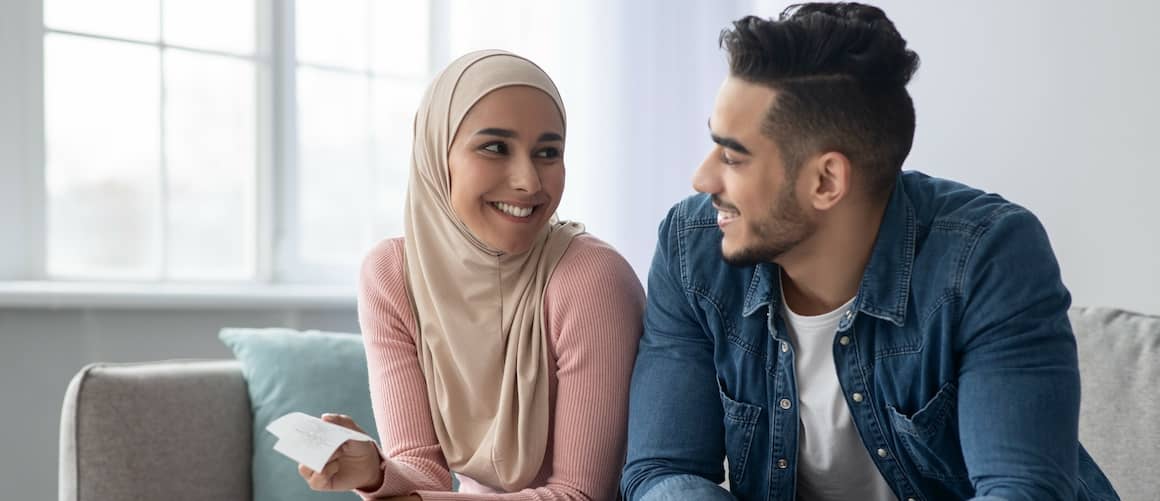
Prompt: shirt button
<box><xmin>780</xmin><ymin>341</ymin><xmax>789</xmax><ymax>352</ymax></box>
<box><xmin>838</xmin><ymin>335</ymin><xmax>850</xmax><ymax>346</ymax></box>
<box><xmin>877</xmin><ymin>448</ymin><xmax>889</xmax><ymax>458</ymax></box>
<box><xmin>779</xmin><ymin>398</ymin><xmax>792</xmax><ymax>410</ymax></box>
<box><xmin>852</xmin><ymin>392</ymin><xmax>864</xmax><ymax>403</ymax></box>
<box><xmin>776</xmin><ymin>458</ymin><xmax>788</xmax><ymax>469</ymax></box>
<box><xmin>907</xmin><ymin>498</ymin><xmax>917</xmax><ymax>501</ymax></box>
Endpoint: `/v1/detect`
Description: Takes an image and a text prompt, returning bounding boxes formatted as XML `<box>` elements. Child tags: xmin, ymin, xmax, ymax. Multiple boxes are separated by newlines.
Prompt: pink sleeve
<box><xmin>354</xmin><ymin>238</ymin><xmax>455</xmax><ymax>499</ymax></box>
<box><xmin>414</xmin><ymin>235</ymin><xmax>646</xmax><ymax>501</ymax></box>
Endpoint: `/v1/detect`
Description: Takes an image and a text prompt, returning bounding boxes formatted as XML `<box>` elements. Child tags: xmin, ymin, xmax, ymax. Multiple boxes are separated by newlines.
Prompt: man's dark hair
<box><xmin>720</xmin><ymin>3</ymin><xmax>920</xmax><ymax>198</ymax></box>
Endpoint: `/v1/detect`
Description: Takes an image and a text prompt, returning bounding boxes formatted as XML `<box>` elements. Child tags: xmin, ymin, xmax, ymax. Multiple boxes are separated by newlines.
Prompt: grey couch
<box><xmin>59</xmin><ymin>307</ymin><xmax>1160</xmax><ymax>501</ymax></box>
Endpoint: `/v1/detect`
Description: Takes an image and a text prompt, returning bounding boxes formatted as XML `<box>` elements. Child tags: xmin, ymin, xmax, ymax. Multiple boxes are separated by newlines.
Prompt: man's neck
<box><xmin>778</xmin><ymin>201</ymin><xmax>887</xmax><ymax>316</ymax></box>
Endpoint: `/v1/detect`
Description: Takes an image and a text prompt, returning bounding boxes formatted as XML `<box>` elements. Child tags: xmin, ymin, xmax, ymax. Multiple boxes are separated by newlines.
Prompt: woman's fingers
<box><xmin>321</xmin><ymin>413</ymin><xmax>368</xmax><ymax>434</ymax></box>
<box><xmin>298</xmin><ymin>459</ymin><xmax>342</xmax><ymax>491</ymax></box>
<box><xmin>298</xmin><ymin>464</ymin><xmax>329</xmax><ymax>490</ymax></box>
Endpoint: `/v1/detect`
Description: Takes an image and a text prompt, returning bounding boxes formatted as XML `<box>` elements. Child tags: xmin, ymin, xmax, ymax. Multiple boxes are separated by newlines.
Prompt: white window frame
<box><xmin>0</xmin><ymin>0</ymin><xmax>451</xmax><ymax>302</ymax></box>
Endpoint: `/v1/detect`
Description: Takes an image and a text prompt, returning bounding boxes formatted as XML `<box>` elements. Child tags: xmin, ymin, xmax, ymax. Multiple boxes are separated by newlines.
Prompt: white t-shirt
<box><xmin>781</xmin><ymin>293</ymin><xmax>897</xmax><ymax>501</ymax></box>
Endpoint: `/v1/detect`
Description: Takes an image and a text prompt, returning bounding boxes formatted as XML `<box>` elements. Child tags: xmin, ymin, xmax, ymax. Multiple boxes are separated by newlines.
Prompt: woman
<box><xmin>297</xmin><ymin>50</ymin><xmax>645</xmax><ymax>500</ymax></box>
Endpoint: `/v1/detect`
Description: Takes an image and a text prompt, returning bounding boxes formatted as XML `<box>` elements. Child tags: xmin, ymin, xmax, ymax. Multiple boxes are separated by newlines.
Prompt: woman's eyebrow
<box><xmin>475</xmin><ymin>127</ymin><xmax>516</xmax><ymax>138</ymax></box>
<box><xmin>474</xmin><ymin>128</ymin><xmax>562</xmax><ymax>143</ymax></box>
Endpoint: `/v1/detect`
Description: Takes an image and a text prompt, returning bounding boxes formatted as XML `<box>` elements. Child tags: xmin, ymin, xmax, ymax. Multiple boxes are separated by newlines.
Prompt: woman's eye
<box><xmin>535</xmin><ymin>147</ymin><xmax>561</xmax><ymax>159</ymax></box>
<box><xmin>481</xmin><ymin>142</ymin><xmax>507</xmax><ymax>155</ymax></box>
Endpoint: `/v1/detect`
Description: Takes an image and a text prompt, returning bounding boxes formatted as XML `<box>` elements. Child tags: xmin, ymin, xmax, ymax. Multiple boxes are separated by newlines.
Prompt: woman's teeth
<box><xmin>492</xmin><ymin>202</ymin><xmax>534</xmax><ymax>218</ymax></box>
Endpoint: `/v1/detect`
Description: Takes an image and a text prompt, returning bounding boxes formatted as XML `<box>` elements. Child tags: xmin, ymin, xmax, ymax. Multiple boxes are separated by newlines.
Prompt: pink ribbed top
<box><xmin>354</xmin><ymin>234</ymin><xmax>645</xmax><ymax>500</ymax></box>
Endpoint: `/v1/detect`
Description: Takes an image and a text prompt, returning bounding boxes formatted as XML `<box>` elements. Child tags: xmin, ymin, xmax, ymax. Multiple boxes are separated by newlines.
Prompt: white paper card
<box><xmin>265</xmin><ymin>412</ymin><xmax>376</xmax><ymax>472</ymax></box>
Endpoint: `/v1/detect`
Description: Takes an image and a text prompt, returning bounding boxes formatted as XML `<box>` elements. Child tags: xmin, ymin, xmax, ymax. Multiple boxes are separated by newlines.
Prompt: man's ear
<box><xmin>802</xmin><ymin>151</ymin><xmax>852</xmax><ymax>211</ymax></box>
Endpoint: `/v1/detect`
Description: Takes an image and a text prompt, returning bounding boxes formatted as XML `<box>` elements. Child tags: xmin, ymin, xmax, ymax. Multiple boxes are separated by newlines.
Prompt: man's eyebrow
<box><xmin>708</xmin><ymin>119</ymin><xmax>751</xmax><ymax>155</ymax></box>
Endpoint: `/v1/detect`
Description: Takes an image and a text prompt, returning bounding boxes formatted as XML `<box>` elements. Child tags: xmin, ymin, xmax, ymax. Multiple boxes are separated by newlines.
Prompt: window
<box><xmin>43</xmin><ymin>0</ymin><xmax>263</xmax><ymax>281</ymax></box>
<box><xmin>39</xmin><ymin>0</ymin><xmax>432</xmax><ymax>284</ymax></box>
<box><xmin>289</xmin><ymin>0</ymin><xmax>428</xmax><ymax>282</ymax></box>
<box><xmin>4</xmin><ymin>0</ymin><xmax>594</xmax><ymax>289</ymax></box>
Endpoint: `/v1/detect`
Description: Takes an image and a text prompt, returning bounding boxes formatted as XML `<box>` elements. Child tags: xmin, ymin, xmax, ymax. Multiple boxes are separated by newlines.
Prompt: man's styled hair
<box><xmin>720</xmin><ymin>3</ymin><xmax>920</xmax><ymax>198</ymax></box>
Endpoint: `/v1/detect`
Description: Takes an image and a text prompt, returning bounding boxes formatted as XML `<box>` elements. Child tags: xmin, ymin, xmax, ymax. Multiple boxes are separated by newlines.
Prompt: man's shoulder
<box><xmin>901</xmin><ymin>171</ymin><xmax>1056</xmax><ymax>292</ymax></box>
<box><xmin>902</xmin><ymin>171</ymin><xmax>1043</xmax><ymax>245</ymax></box>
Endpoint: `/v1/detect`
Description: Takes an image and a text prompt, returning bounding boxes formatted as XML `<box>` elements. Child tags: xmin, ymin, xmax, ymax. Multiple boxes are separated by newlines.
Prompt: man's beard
<box><xmin>722</xmin><ymin>184</ymin><xmax>815</xmax><ymax>267</ymax></box>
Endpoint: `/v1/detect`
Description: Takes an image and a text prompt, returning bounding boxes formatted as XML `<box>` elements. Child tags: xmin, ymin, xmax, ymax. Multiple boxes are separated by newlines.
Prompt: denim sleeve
<box><xmin>621</xmin><ymin>206</ymin><xmax>729</xmax><ymax>501</ymax></box>
<box><xmin>956</xmin><ymin>207</ymin><xmax>1080</xmax><ymax>500</ymax></box>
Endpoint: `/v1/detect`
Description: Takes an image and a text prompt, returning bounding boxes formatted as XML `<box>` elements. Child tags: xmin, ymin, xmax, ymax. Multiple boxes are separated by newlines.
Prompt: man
<box><xmin>621</xmin><ymin>3</ymin><xmax>1119</xmax><ymax>500</ymax></box>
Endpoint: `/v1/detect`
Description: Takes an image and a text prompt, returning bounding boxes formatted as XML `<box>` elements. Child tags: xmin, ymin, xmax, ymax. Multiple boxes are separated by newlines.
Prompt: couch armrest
<box><xmin>59</xmin><ymin>360</ymin><xmax>252</xmax><ymax>501</ymax></box>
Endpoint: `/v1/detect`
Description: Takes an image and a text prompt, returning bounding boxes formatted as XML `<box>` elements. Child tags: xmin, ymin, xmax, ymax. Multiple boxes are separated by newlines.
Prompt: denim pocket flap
<box><xmin>886</xmin><ymin>381</ymin><xmax>969</xmax><ymax>483</ymax></box>
<box><xmin>887</xmin><ymin>381</ymin><xmax>957</xmax><ymax>439</ymax></box>
<box><xmin>717</xmin><ymin>380</ymin><xmax>762</xmax><ymax>423</ymax></box>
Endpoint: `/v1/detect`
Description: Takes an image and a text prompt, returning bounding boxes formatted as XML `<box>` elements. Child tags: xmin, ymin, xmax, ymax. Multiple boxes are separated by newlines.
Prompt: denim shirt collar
<box><xmin>741</xmin><ymin>176</ymin><xmax>915</xmax><ymax>327</ymax></box>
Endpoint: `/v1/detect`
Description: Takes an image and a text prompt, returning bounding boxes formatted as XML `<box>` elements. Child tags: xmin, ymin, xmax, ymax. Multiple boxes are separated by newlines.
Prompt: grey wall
<box><xmin>0</xmin><ymin>306</ymin><xmax>358</xmax><ymax>500</ymax></box>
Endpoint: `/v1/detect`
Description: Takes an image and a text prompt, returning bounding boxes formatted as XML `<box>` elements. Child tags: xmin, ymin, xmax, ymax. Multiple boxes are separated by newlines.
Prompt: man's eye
<box><xmin>721</xmin><ymin>151</ymin><xmax>739</xmax><ymax>165</ymax></box>
<box><xmin>482</xmin><ymin>142</ymin><xmax>507</xmax><ymax>154</ymax></box>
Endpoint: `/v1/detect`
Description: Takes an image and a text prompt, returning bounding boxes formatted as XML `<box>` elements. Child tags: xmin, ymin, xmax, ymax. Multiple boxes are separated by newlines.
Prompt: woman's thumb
<box><xmin>321</xmin><ymin>413</ymin><xmax>366</xmax><ymax>433</ymax></box>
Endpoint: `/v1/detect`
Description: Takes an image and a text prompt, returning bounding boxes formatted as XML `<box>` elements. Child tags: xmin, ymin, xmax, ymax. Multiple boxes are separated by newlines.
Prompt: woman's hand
<box><xmin>297</xmin><ymin>414</ymin><xmax>384</xmax><ymax>492</ymax></box>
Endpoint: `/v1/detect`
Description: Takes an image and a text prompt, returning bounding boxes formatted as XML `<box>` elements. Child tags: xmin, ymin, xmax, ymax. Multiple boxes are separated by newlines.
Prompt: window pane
<box><xmin>370</xmin><ymin>79</ymin><xmax>423</xmax><ymax>239</ymax></box>
<box><xmin>44</xmin><ymin>34</ymin><xmax>161</xmax><ymax>279</ymax></box>
<box><xmin>44</xmin><ymin>0</ymin><xmax>159</xmax><ymax>42</ymax></box>
<box><xmin>370</xmin><ymin>0</ymin><xmax>429</xmax><ymax>77</ymax></box>
<box><xmin>296</xmin><ymin>0</ymin><xmax>368</xmax><ymax>70</ymax></box>
<box><xmin>297</xmin><ymin>68</ymin><xmax>372</xmax><ymax>269</ymax></box>
<box><xmin>163</xmin><ymin>0</ymin><xmax>256</xmax><ymax>55</ymax></box>
<box><xmin>164</xmin><ymin>50</ymin><xmax>257</xmax><ymax>281</ymax></box>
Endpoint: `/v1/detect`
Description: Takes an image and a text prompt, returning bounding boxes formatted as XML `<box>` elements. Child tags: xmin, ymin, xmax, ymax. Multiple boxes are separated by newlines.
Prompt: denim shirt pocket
<box><xmin>717</xmin><ymin>379</ymin><xmax>763</xmax><ymax>485</ymax></box>
<box><xmin>886</xmin><ymin>381</ymin><xmax>971</xmax><ymax>483</ymax></box>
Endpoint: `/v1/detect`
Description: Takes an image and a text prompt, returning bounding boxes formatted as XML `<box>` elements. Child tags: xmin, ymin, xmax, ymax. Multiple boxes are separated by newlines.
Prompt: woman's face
<box><xmin>447</xmin><ymin>85</ymin><xmax>565</xmax><ymax>255</ymax></box>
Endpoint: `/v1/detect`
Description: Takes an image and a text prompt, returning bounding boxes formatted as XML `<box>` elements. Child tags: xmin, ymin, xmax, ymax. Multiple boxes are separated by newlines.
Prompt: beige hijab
<box><xmin>402</xmin><ymin>50</ymin><xmax>584</xmax><ymax>491</ymax></box>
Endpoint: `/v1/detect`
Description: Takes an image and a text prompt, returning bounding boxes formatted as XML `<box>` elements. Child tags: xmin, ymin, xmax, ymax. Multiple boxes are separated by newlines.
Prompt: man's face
<box><xmin>692</xmin><ymin>76</ymin><xmax>816</xmax><ymax>266</ymax></box>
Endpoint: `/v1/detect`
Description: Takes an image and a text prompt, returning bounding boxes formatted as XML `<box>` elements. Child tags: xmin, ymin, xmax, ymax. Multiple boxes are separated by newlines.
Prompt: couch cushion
<box><xmin>1070</xmin><ymin>306</ymin><xmax>1160</xmax><ymax>501</ymax></box>
<box><xmin>59</xmin><ymin>359</ymin><xmax>251</xmax><ymax>501</ymax></box>
<box><xmin>219</xmin><ymin>328</ymin><xmax>380</xmax><ymax>501</ymax></box>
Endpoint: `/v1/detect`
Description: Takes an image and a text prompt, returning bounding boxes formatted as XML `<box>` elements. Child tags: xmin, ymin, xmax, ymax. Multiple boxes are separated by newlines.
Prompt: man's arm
<box><xmin>621</xmin><ymin>206</ymin><xmax>735</xmax><ymax>501</ymax></box>
<box><xmin>956</xmin><ymin>207</ymin><xmax>1080</xmax><ymax>500</ymax></box>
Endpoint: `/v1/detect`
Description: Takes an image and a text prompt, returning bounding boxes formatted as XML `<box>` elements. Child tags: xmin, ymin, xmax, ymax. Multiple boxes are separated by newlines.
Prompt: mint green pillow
<box><xmin>219</xmin><ymin>327</ymin><xmax>379</xmax><ymax>501</ymax></box>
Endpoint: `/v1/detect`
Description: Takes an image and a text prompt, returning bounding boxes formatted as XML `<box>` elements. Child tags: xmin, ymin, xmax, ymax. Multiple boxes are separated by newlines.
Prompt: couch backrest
<box><xmin>59</xmin><ymin>359</ymin><xmax>251</xmax><ymax>501</ymax></box>
<box><xmin>1071</xmin><ymin>306</ymin><xmax>1160</xmax><ymax>501</ymax></box>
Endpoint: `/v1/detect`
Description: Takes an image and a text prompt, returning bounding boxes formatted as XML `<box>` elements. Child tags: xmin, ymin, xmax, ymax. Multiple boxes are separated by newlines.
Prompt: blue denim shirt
<box><xmin>621</xmin><ymin>172</ymin><xmax>1118</xmax><ymax>501</ymax></box>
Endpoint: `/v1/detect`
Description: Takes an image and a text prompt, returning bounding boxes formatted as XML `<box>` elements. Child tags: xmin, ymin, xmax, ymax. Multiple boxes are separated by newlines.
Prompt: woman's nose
<box><xmin>509</xmin><ymin>156</ymin><xmax>542</xmax><ymax>193</ymax></box>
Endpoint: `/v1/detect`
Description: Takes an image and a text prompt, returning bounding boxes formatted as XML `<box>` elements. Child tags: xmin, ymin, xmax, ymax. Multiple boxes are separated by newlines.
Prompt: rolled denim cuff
<box><xmin>639</xmin><ymin>474</ymin><xmax>735</xmax><ymax>501</ymax></box>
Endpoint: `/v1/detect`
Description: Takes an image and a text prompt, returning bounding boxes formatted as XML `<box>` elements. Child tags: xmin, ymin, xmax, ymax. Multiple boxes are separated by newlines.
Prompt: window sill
<box><xmin>0</xmin><ymin>281</ymin><xmax>357</xmax><ymax>310</ymax></box>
